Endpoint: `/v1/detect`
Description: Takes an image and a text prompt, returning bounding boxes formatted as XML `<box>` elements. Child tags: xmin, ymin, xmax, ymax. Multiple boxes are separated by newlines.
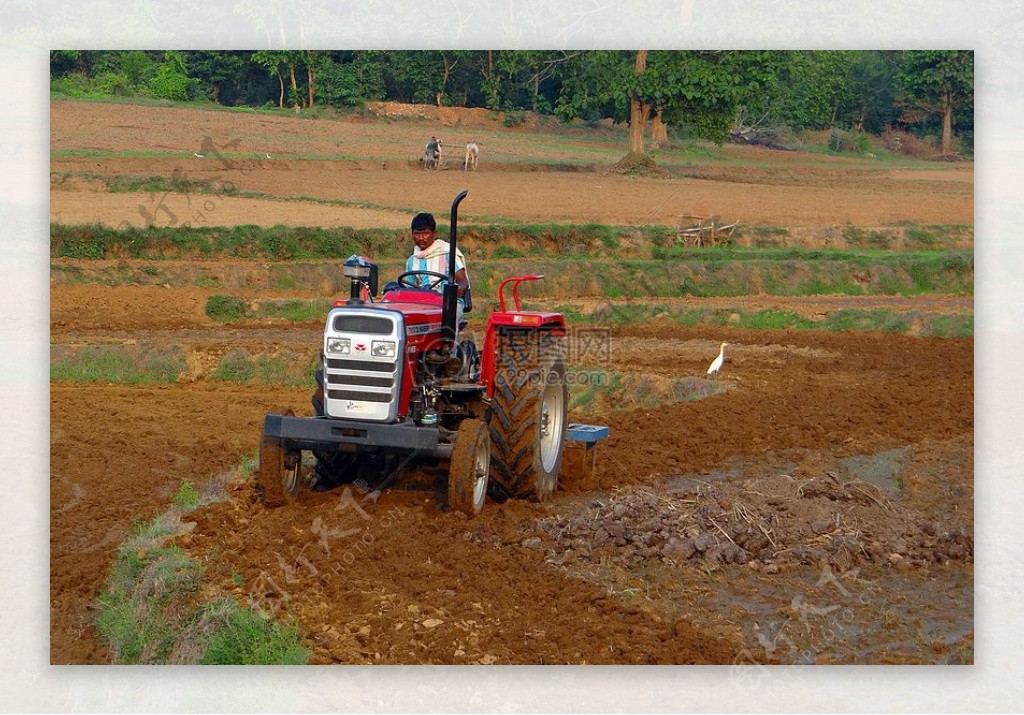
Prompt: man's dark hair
<box><xmin>411</xmin><ymin>212</ymin><xmax>436</xmax><ymax>232</ymax></box>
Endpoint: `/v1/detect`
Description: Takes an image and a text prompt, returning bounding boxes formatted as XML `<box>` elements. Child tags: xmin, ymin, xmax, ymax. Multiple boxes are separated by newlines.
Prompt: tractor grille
<box><xmin>323</xmin><ymin>308</ymin><xmax>404</xmax><ymax>422</ymax></box>
<box><xmin>326</xmin><ymin>358</ymin><xmax>396</xmax><ymax>373</ymax></box>
<box><xmin>328</xmin><ymin>373</ymin><xmax>394</xmax><ymax>389</ymax></box>
<box><xmin>326</xmin><ymin>389</ymin><xmax>393</xmax><ymax>404</ymax></box>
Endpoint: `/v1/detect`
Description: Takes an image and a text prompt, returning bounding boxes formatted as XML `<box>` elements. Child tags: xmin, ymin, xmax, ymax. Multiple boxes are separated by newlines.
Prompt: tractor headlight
<box><xmin>371</xmin><ymin>340</ymin><xmax>397</xmax><ymax>358</ymax></box>
<box><xmin>327</xmin><ymin>337</ymin><xmax>351</xmax><ymax>355</ymax></box>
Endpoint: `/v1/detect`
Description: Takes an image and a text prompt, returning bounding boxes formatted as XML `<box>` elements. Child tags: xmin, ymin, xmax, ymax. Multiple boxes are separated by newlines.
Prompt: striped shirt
<box><xmin>405</xmin><ymin>239</ymin><xmax>467</xmax><ymax>291</ymax></box>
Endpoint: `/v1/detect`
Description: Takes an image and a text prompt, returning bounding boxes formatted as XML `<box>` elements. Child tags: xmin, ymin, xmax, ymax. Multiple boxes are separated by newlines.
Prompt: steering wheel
<box><xmin>396</xmin><ymin>270</ymin><xmax>451</xmax><ymax>291</ymax></box>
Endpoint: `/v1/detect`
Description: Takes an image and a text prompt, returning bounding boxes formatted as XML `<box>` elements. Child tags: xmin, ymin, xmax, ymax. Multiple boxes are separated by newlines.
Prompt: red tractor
<box><xmin>258</xmin><ymin>190</ymin><xmax>569</xmax><ymax>515</ymax></box>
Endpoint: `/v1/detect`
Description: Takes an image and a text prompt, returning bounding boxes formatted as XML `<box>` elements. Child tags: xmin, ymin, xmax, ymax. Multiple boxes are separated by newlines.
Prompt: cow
<box><xmin>464</xmin><ymin>141</ymin><xmax>479</xmax><ymax>171</ymax></box>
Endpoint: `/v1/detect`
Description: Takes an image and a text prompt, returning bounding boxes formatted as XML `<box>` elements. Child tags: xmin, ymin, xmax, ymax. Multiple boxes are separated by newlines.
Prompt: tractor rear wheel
<box><xmin>488</xmin><ymin>331</ymin><xmax>569</xmax><ymax>502</ymax></box>
<box><xmin>258</xmin><ymin>411</ymin><xmax>303</xmax><ymax>507</ymax></box>
<box><xmin>448</xmin><ymin>418</ymin><xmax>491</xmax><ymax>516</ymax></box>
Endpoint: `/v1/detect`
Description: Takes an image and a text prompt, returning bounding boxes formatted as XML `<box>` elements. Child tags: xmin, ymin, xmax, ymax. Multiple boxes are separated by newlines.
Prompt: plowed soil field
<box><xmin>50</xmin><ymin>100</ymin><xmax>974</xmax><ymax>665</ymax></box>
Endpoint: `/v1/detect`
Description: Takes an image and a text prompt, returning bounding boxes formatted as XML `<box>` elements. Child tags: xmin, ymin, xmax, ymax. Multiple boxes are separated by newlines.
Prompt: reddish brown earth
<box><xmin>50</xmin><ymin>100</ymin><xmax>973</xmax><ymax>231</ymax></box>
<box><xmin>50</xmin><ymin>100</ymin><xmax>974</xmax><ymax>665</ymax></box>
<box><xmin>50</xmin><ymin>286</ymin><xmax>974</xmax><ymax>665</ymax></box>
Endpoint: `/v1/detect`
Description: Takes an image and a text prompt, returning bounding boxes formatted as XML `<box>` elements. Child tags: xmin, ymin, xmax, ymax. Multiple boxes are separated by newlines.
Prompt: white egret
<box><xmin>707</xmin><ymin>342</ymin><xmax>729</xmax><ymax>377</ymax></box>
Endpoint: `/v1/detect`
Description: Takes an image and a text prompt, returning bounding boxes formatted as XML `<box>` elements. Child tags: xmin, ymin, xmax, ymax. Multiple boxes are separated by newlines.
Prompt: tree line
<box><xmin>50</xmin><ymin>50</ymin><xmax>973</xmax><ymax>156</ymax></box>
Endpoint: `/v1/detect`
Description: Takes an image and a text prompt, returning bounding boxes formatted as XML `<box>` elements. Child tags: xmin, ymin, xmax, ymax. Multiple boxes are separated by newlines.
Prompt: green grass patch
<box><xmin>569</xmin><ymin>369</ymin><xmax>723</xmax><ymax>414</ymax></box>
<box><xmin>211</xmin><ymin>350</ymin><xmax>255</xmax><ymax>382</ymax></box>
<box><xmin>96</xmin><ymin>514</ymin><xmax>204</xmax><ymax>663</ymax></box>
<box><xmin>256</xmin><ymin>299</ymin><xmax>325</xmax><ymax>322</ymax></box>
<box><xmin>206</xmin><ymin>295</ymin><xmax>333</xmax><ymax>323</ymax></box>
<box><xmin>212</xmin><ymin>350</ymin><xmax>318</xmax><ymax>386</ymax></box>
<box><xmin>197</xmin><ymin>599</ymin><xmax>308</xmax><ymax>665</ymax></box>
<box><xmin>822</xmin><ymin>309</ymin><xmax>914</xmax><ymax>333</ymax></box>
<box><xmin>491</xmin><ymin>245</ymin><xmax>526</xmax><ymax>259</ymax></box>
<box><xmin>51</xmin><ymin>220</ymin><xmax>972</xmax><ymax>284</ymax></box>
<box><xmin>51</xmin><ymin>223</ymin><xmax>411</xmax><ymax>261</ymax></box>
<box><xmin>923</xmin><ymin>314</ymin><xmax>974</xmax><ymax>338</ymax></box>
<box><xmin>738</xmin><ymin>309</ymin><xmax>816</xmax><ymax>330</ymax></box>
<box><xmin>50</xmin><ymin>344</ymin><xmax>186</xmax><ymax>384</ymax></box>
<box><xmin>173</xmin><ymin>480</ymin><xmax>201</xmax><ymax>511</ymax></box>
<box><xmin>205</xmin><ymin>294</ymin><xmax>249</xmax><ymax>322</ymax></box>
<box><xmin>551</xmin><ymin>302</ymin><xmax>972</xmax><ymax>338</ymax></box>
<box><xmin>96</xmin><ymin>500</ymin><xmax>309</xmax><ymax>664</ymax></box>
<box><xmin>53</xmin><ymin>172</ymin><xmax>243</xmax><ymax>197</ymax></box>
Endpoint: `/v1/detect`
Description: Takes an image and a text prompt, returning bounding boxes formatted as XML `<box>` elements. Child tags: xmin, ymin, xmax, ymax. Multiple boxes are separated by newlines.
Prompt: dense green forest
<box><xmin>50</xmin><ymin>50</ymin><xmax>973</xmax><ymax>156</ymax></box>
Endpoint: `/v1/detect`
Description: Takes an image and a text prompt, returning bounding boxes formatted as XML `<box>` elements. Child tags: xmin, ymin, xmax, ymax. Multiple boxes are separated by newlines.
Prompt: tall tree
<box><xmin>628</xmin><ymin>50</ymin><xmax>649</xmax><ymax>155</ymax></box>
<box><xmin>436</xmin><ymin>51</ymin><xmax>460</xmax><ymax>107</ymax></box>
<box><xmin>183</xmin><ymin>51</ymin><xmax>248</xmax><ymax>104</ymax></box>
<box><xmin>898</xmin><ymin>50</ymin><xmax>974</xmax><ymax>155</ymax></box>
<box><xmin>251</xmin><ymin>50</ymin><xmax>290</xmax><ymax>108</ymax></box>
<box><xmin>557</xmin><ymin>51</ymin><xmax>779</xmax><ymax>163</ymax></box>
<box><xmin>838</xmin><ymin>51</ymin><xmax>901</xmax><ymax>133</ymax></box>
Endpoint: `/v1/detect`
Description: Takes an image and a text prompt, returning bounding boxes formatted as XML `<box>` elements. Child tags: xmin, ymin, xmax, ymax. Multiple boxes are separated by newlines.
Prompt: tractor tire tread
<box><xmin>487</xmin><ymin>331</ymin><xmax>567</xmax><ymax>502</ymax></box>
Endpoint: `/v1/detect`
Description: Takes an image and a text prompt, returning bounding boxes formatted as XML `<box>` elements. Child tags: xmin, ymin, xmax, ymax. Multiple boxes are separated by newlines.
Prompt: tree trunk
<box><xmin>629</xmin><ymin>51</ymin><xmax>649</xmax><ymax>155</ymax></box>
<box><xmin>942</xmin><ymin>88</ymin><xmax>953</xmax><ymax>154</ymax></box>
<box><xmin>277</xmin><ymin>71</ymin><xmax>284</xmax><ymax>108</ymax></box>
<box><xmin>438</xmin><ymin>55</ymin><xmax>455</xmax><ymax>107</ymax></box>
<box><xmin>651</xmin><ymin>107</ymin><xmax>669</xmax><ymax>148</ymax></box>
<box><xmin>630</xmin><ymin>101</ymin><xmax>650</xmax><ymax>154</ymax></box>
<box><xmin>484</xmin><ymin>50</ymin><xmax>499</xmax><ymax>110</ymax></box>
<box><xmin>289</xmin><ymin>64</ymin><xmax>300</xmax><ymax>109</ymax></box>
<box><xmin>307</xmin><ymin>63</ymin><xmax>315</xmax><ymax>108</ymax></box>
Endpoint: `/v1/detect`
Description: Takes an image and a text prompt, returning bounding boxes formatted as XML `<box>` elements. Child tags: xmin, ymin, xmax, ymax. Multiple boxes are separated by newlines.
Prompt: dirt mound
<box><xmin>366</xmin><ymin>101</ymin><xmax>538</xmax><ymax>130</ymax></box>
<box><xmin>537</xmin><ymin>472</ymin><xmax>973</xmax><ymax>574</ymax></box>
<box><xmin>609</xmin><ymin>151</ymin><xmax>670</xmax><ymax>178</ymax></box>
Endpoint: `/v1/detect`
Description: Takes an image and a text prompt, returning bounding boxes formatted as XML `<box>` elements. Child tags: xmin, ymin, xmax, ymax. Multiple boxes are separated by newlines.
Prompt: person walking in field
<box><xmin>423</xmin><ymin>136</ymin><xmax>442</xmax><ymax>169</ymax></box>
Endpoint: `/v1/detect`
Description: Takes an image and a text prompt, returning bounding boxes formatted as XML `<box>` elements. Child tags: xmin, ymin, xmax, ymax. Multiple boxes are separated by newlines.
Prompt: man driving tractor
<box><xmin>405</xmin><ymin>211</ymin><xmax>470</xmax><ymax>327</ymax></box>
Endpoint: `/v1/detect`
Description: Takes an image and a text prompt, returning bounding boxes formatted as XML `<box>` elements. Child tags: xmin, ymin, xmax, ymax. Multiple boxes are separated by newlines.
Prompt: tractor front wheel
<box><xmin>258</xmin><ymin>411</ymin><xmax>303</xmax><ymax>507</ymax></box>
<box><xmin>448</xmin><ymin>418</ymin><xmax>491</xmax><ymax>516</ymax></box>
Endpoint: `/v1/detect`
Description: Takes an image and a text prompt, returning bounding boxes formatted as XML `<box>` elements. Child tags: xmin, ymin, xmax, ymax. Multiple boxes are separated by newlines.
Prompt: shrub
<box><xmin>50</xmin><ymin>73</ymin><xmax>94</xmax><ymax>97</ymax></box>
<box><xmin>94</xmin><ymin>71</ymin><xmax>136</xmax><ymax>97</ymax></box>
<box><xmin>213</xmin><ymin>350</ymin><xmax>254</xmax><ymax>382</ymax></box>
<box><xmin>205</xmin><ymin>294</ymin><xmax>248</xmax><ymax>322</ymax></box>
<box><xmin>149</xmin><ymin>51</ymin><xmax>197</xmax><ymax>102</ymax></box>
<box><xmin>828</xmin><ymin>128</ymin><xmax>871</xmax><ymax>154</ymax></box>
<box><xmin>881</xmin><ymin>127</ymin><xmax>937</xmax><ymax>158</ymax></box>
<box><xmin>173</xmin><ymin>481</ymin><xmax>201</xmax><ymax>511</ymax></box>
<box><xmin>503</xmin><ymin>110</ymin><xmax>526</xmax><ymax>127</ymax></box>
<box><xmin>492</xmin><ymin>245</ymin><xmax>525</xmax><ymax>259</ymax></box>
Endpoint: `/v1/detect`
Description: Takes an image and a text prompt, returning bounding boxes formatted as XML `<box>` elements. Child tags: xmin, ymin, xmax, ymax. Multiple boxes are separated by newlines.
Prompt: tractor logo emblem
<box><xmin>355</xmin><ymin>343</ymin><xmax>367</xmax><ymax>352</ymax></box>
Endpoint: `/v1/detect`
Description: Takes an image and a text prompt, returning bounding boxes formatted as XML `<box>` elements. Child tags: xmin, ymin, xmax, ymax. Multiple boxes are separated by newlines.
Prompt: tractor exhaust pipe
<box><xmin>441</xmin><ymin>190</ymin><xmax>468</xmax><ymax>345</ymax></box>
